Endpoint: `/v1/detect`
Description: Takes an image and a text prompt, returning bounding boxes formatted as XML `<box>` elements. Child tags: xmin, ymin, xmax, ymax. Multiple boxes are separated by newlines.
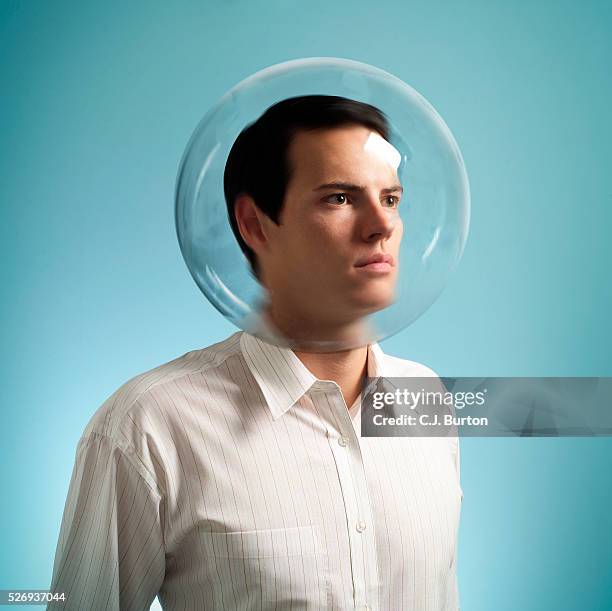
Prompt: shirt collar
<box><xmin>240</xmin><ymin>330</ymin><xmax>388</xmax><ymax>420</ymax></box>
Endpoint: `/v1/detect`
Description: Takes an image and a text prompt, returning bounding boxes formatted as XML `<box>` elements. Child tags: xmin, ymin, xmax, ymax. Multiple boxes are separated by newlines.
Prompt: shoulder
<box><xmin>380</xmin><ymin>351</ymin><xmax>442</xmax><ymax>379</ymax></box>
<box><xmin>81</xmin><ymin>331</ymin><xmax>244</xmax><ymax>445</ymax></box>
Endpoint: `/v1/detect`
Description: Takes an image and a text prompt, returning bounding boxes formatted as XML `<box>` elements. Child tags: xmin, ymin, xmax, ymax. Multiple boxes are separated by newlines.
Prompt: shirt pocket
<box><xmin>199</xmin><ymin>525</ymin><xmax>330</xmax><ymax>609</ymax></box>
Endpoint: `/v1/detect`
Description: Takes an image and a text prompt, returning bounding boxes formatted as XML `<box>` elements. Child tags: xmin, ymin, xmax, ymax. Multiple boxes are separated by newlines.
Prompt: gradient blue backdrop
<box><xmin>1</xmin><ymin>1</ymin><xmax>611</xmax><ymax>609</ymax></box>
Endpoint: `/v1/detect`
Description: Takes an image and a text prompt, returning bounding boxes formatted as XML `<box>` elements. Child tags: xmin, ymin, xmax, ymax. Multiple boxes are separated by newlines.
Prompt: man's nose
<box><xmin>360</xmin><ymin>195</ymin><xmax>400</xmax><ymax>242</ymax></box>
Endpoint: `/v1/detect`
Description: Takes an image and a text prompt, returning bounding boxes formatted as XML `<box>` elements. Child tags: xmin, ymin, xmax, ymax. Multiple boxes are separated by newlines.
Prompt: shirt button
<box><xmin>356</xmin><ymin>520</ymin><xmax>367</xmax><ymax>533</ymax></box>
<box><xmin>338</xmin><ymin>436</ymin><xmax>348</xmax><ymax>447</ymax></box>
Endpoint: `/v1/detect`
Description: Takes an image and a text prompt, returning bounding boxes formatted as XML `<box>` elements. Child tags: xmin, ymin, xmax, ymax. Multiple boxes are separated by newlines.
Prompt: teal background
<box><xmin>1</xmin><ymin>1</ymin><xmax>611</xmax><ymax>609</ymax></box>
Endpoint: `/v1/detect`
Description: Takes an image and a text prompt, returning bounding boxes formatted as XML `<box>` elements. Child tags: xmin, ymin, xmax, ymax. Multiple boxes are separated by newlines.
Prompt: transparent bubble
<box><xmin>175</xmin><ymin>57</ymin><xmax>470</xmax><ymax>352</ymax></box>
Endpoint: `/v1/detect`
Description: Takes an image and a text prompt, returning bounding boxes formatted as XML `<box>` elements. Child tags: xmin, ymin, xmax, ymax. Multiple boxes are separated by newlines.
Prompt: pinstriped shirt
<box><xmin>48</xmin><ymin>330</ymin><xmax>462</xmax><ymax>610</ymax></box>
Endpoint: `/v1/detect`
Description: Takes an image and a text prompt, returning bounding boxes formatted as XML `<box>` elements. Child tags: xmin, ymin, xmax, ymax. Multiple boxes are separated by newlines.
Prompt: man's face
<box><xmin>259</xmin><ymin>124</ymin><xmax>404</xmax><ymax>329</ymax></box>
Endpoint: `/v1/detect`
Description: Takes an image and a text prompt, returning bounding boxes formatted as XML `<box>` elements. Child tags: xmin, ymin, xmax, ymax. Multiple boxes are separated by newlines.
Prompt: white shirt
<box><xmin>48</xmin><ymin>330</ymin><xmax>462</xmax><ymax>610</ymax></box>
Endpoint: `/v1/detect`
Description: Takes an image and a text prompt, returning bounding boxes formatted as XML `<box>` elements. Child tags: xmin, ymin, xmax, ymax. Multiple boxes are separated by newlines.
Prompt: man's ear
<box><xmin>234</xmin><ymin>194</ymin><xmax>270</xmax><ymax>255</ymax></box>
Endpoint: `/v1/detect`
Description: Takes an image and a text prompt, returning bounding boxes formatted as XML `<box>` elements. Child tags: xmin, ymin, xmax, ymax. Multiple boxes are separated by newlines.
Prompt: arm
<box><xmin>47</xmin><ymin>433</ymin><xmax>165</xmax><ymax>611</ymax></box>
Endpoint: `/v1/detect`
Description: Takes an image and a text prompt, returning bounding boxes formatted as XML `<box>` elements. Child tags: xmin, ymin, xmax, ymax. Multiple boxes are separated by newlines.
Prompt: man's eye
<box><xmin>383</xmin><ymin>195</ymin><xmax>400</xmax><ymax>207</ymax></box>
<box><xmin>326</xmin><ymin>193</ymin><xmax>348</xmax><ymax>205</ymax></box>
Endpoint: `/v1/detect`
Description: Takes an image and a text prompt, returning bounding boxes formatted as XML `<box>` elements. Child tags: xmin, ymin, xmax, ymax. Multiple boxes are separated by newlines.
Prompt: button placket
<box><xmin>320</xmin><ymin>389</ymin><xmax>380</xmax><ymax>611</ymax></box>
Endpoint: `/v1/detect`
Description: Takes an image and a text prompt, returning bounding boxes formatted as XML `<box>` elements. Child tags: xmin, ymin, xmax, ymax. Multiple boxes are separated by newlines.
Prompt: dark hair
<box><xmin>223</xmin><ymin>95</ymin><xmax>390</xmax><ymax>279</ymax></box>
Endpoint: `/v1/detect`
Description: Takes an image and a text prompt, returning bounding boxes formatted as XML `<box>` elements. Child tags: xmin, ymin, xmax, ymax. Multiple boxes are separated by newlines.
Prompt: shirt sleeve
<box><xmin>47</xmin><ymin>432</ymin><xmax>166</xmax><ymax>611</ymax></box>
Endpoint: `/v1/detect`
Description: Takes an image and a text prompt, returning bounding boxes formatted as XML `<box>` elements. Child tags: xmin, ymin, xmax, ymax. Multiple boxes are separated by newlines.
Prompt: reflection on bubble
<box><xmin>176</xmin><ymin>58</ymin><xmax>470</xmax><ymax>352</ymax></box>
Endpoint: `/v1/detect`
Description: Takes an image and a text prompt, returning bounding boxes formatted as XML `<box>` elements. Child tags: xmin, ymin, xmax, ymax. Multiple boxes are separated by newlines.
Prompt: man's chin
<box><xmin>351</xmin><ymin>292</ymin><xmax>396</xmax><ymax>317</ymax></box>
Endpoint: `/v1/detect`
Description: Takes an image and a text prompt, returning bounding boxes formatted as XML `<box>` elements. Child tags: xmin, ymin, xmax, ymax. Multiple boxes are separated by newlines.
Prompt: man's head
<box><xmin>224</xmin><ymin>95</ymin><xmax>403</xmax><ymax>338</ymax></box>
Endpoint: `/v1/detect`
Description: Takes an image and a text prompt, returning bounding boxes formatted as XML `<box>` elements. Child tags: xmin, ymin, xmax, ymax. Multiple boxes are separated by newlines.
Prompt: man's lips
<box><xmin>354</xmin><ymin>253</ymin><xmax>394</xmax><ymax>274</ymax></box>
<box><xmin>354</xmin><ymin>253</ymin><xmax>395</xmax><ymax>268</ymax></box>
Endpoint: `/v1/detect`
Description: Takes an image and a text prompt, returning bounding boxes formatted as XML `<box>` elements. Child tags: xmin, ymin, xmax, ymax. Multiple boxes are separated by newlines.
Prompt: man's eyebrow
<box><xmin>314</xmin><ymin>182</ymin><xmax>404</xmax><ymax>194</ymax></box>
<box><xmin>381</xmin><ymin>185</ymin><xmax>404</xmax><ymax>195</ymax></box>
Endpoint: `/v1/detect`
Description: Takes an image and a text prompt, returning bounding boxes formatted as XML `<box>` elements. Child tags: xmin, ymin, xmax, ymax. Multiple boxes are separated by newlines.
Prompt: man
<box><xmin>48</xmin><ymin>95</ymin><xmax>462</xmax><ymax>610</ymax></box>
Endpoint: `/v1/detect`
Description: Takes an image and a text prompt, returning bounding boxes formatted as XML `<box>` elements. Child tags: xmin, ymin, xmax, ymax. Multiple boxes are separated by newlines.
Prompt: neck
<box><xmin>262</xmin><ymin>301</ymin><xmax>370</xmax><ymax>352</ymax></box>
